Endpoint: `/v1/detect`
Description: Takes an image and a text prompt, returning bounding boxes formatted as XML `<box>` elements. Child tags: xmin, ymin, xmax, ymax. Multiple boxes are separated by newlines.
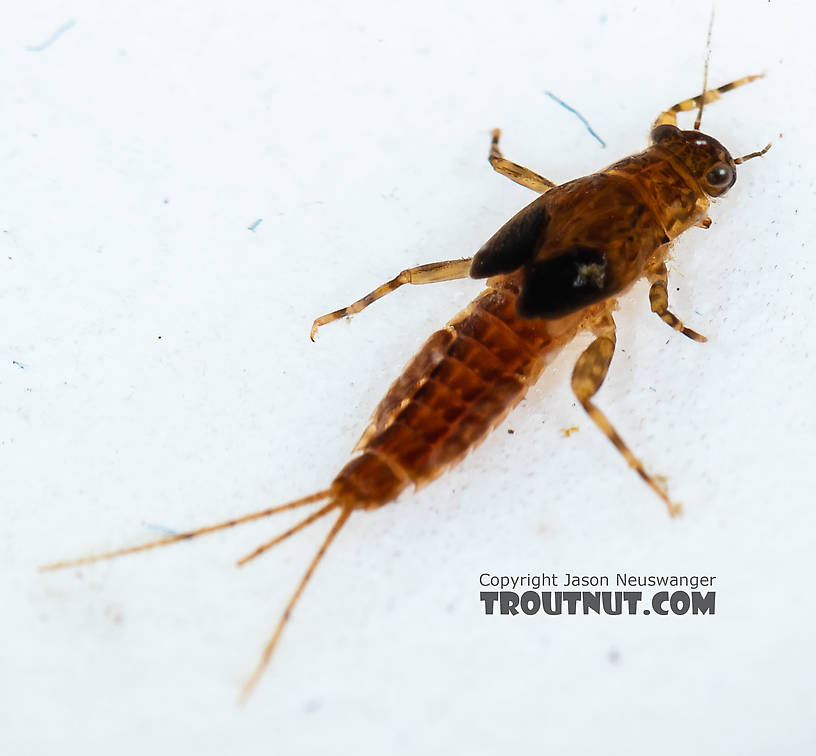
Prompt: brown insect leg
<box><xmin>240</xmin><ymin>505</ymin><xmax>353</xmax><ymax>703</ymax></box>
<box><xmin>571</xmin><ymin>314</ymin><xmax>681</xmax><ymax>517</ymax></box>
<box><xmin>646</xmin><ymin>261</ymin><xmax>707</xmax><ymax>343</ymax></box>
<box><xmin>653</xmin><ymin>74</ymin><xmax>764</xmax><ymax>128</ymax></box>
<box><xmin>310</xmin><ymin>258</ymin><xmax>472</xmax><ymax>340</ymax></box>
<box><xmin>489</xmin><ymin>128</ymin><xmax>556</xmax><ymax>193</ymax></box>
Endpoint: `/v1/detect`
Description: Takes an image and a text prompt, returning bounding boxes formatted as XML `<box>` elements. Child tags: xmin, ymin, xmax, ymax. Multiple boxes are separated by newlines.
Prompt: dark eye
<box><xmin>705</xmin><ymin>163</ymin><xmax>734</xmax><ymax>188</ymax></box>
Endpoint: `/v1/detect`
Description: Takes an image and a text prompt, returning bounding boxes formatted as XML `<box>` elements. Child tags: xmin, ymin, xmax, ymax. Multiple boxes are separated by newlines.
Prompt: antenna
<box><xmin>694</xmin><ymin>9</ymin><xmax>716</xmax><ymax>130</ymax></box>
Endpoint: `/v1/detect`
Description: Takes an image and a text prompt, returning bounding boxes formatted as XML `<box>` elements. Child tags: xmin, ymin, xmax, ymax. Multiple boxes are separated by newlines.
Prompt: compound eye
<box><xmin>651</xmin><ymin>124</ymin><xmax>679</xmax><ymax>143</ymax></box>
<box><xmin>705</xmin><ymin>162</ymin><xmax>735</xmax><ymax>190</ymax></box>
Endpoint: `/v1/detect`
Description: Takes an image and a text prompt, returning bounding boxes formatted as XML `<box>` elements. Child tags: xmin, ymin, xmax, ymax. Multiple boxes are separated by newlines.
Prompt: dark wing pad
<box><xmin>470</xmin><ymin>197</ymin><xmax>550</xmax><ymax>279</ymax></box>
<box><xmin>516</xmin><ymin>246</ymin><xmax>614</xmax><ymax>319</ymax></box>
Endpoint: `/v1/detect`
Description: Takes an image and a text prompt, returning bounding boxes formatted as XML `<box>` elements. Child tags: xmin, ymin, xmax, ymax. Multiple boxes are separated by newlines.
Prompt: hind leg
<box><xmin>571</xmin><ymin>313</ymin><xmax>681</xmax><ymax>516</ymax></box>
<box><xmin>489</xmin><ymin>129</ymin><xmax>556</xmax><ymax>193</ymax></box>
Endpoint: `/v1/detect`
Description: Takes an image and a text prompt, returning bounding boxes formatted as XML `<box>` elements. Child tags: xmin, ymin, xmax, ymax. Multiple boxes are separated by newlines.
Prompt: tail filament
<box><xmin>40</xmin><ymin>487</ymin><xmax>354</xmax><ymax>702</ymax></box>
<box><xmin>240</xmin><ymin>505</ymin><xmax>353</xmax><ymax>703</ymax></box>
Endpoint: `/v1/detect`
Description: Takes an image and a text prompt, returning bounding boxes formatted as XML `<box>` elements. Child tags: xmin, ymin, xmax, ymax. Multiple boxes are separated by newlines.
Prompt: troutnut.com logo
<box><xmin>479</xmin><ymin>573</ymin><xmax>716</xmax><ymax>616</ymax></box>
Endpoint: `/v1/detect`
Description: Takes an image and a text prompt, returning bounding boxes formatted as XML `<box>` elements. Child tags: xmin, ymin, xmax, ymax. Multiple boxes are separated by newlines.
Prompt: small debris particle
<box><xmin>26</xmin><ymin>19</ymin><xmax>75</xmax><ymax>52</ymax></box>
<box><xmin>545</xmin><ymin>91</ymin><xmax>606</xmax><ymax>148</ymax></box>
<box><xmin>146</xmin><ymin>523</ymin><xmax>178</xmax><ymax>536</ymax></box>
<box><xmin>248</xmin><ymin>218</ymin><xmax>263</xmax><ymax>232</ymax></box>
<box><xmin>561</xmin><ymin>426</ymin><xmax>579</xmax><ymax>437</ymax></box>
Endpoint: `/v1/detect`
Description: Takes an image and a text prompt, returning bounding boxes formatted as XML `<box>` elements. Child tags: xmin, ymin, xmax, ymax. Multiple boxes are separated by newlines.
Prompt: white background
<box><xmin>2</xmin><ymin>1</ymin><xmax>814</xmax><ymax>754</ymax></box>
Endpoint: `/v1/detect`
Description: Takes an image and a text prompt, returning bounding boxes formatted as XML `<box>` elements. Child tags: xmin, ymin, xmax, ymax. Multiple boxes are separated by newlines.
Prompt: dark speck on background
<box><xmin>303</xmin><ymin>698</ymin><xmax>322</xmax><ymax>714</ymax></box>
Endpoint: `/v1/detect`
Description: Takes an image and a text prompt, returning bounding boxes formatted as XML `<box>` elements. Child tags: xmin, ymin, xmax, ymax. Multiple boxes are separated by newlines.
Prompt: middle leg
<box><xmin>571</xmin><ymin>312</ymin><xmax>681</xmax><ymax>516</ymax></box>
<box><xmin>311</xmin><ymin>258</ymin><xmax>472</xmax><ymax>340</ymax></box>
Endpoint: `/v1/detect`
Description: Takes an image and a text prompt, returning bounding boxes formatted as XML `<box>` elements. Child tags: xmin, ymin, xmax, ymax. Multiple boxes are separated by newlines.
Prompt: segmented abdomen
<box><xmin>330</xmin><ymin>281</ymin><xmax>593</xmax><ymax>510</ymax></box>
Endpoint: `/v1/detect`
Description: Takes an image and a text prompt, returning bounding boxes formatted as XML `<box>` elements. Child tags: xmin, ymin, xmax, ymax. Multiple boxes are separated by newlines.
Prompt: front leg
<box><xmin>646</xmin><ymin>261</ymin><xmax>707</xmax><ymax>343</ymax></box>
<box><xmin>489</xmin><ymin>129</ymin><xmax>556</xmax><ymax>194</ymax></box>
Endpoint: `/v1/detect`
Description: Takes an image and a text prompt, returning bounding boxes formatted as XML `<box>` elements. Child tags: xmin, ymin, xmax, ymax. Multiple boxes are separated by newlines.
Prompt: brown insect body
<box><xmin>332</xmin><ymin>126</ymin><xmax>734</xmax><ymax>512</ymax></box>
<box><xmin>43</xmin><ymin>75</ymin><xmax>769</xmax><ymax>700</ymax></box>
